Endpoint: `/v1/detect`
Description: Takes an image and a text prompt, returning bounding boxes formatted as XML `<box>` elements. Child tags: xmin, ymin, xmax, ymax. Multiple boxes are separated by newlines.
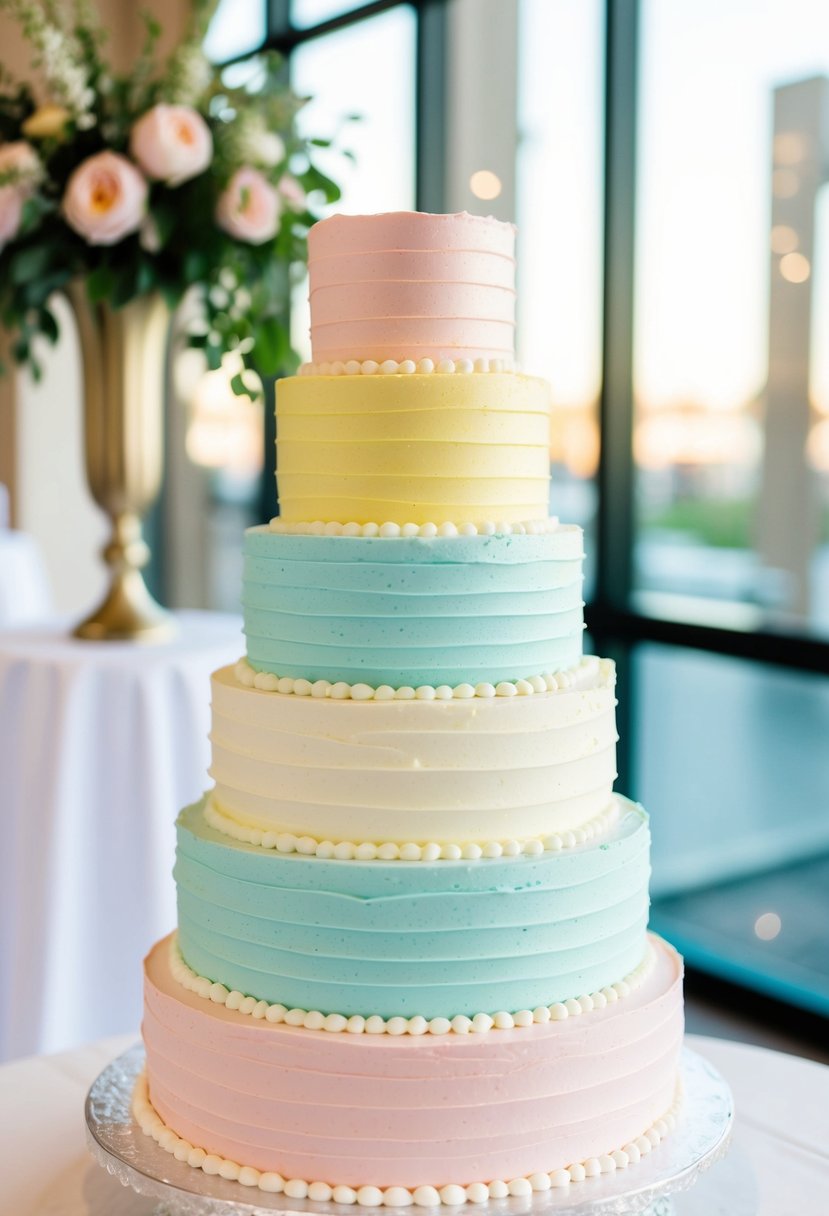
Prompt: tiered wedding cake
<box><xmin>136</xmin><ymin>211</ymin><xmax>684</xmax><ymax>1205</ymax></box>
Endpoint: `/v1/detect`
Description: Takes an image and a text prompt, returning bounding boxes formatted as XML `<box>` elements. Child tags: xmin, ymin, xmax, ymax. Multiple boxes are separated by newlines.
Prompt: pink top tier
<box><xmin>308</xmin><ymin>211</ymin><xmax>516</xmax><ymax>365</ymax></box>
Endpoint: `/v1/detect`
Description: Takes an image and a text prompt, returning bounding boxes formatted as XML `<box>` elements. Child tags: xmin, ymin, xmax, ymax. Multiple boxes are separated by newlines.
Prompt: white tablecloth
<box><xmin>0</xmin><ymin>612</ymin><xmax>241</xmax><ymax>1062</ymax></box>
<box><xmin>0</xmin><ymin>1034</ymin><xmax>826</xmax><ymax>1214</ymax></box>
<box><xmin>0</xmin><ymin>529</ymin><xmax>53</xmax><ymax>624</ymax></box>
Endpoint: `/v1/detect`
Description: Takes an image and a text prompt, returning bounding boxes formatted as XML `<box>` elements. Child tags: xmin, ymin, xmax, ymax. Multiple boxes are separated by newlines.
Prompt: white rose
<box><xmin>130</xmin><ymin>104</ymin><xmax>213</xmax><ymax>186</ymax></box>
<box><xmin>63</xmin><ymin>151</ymin><xmax>147</xmax><ymax>245</ymax></box>
<box><xmin>216</xmin><ymin>167</ymin><xmax>281</xmax><ymax>245</ymax></box>
<box><xmin>255</xmin><ymin>132</ymin><xmax>285</xmax><ymax>167</ymax></box>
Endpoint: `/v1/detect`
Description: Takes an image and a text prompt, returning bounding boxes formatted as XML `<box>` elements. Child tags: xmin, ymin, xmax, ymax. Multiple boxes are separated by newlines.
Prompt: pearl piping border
<box><xmin>298</xmin><ymin>357</ymin><xmax>519</xmax><ymax>376</ymax></box>
<box><xmin>132</xmin><ymin>1071</ymin><xmax>680</xmax><ymax>1205</ymax></box>
<box><xmin>233</xmin><ymin>655</ymin><xmax>612</xmax><ymax>703</ymax></box>
<box><xmin>203</xmin><ymin>795</ymin><xmax>621</xmax><ymax>862</ymax></box>
<box><xmin>168</xmin><ymin>932</ymin><xmax>654</xmax><ymax>1035</ymax></box>
<box><xmin>268</xmin><ymin>517</ymin><xmax>563</xmax><ymax>537</ymax></box>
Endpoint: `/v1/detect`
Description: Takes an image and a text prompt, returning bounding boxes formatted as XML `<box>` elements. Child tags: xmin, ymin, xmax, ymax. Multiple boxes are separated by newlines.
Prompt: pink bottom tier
<box><xmin>142</xmin><ymin>933</ymin><xmax>684</xmax><ymax>1191</ymax></box>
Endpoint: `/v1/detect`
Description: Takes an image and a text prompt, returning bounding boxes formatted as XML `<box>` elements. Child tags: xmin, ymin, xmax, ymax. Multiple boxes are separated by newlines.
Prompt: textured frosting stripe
<box><xmin>307</xmin><ymin>212</ymin><xmax>516</xmax><ymax>364</ymax></box>
<box><xmin>142</xmin><ymin>932</ymin><xmax>683</xmax><ymax>1188</ymax></box>
<box><xmin>135</xmin><ymin>1068</ymin><xmax>681</xmax><ymax>1203</ymax></box>
<box><xmin>208</xmin><ymin>659</ymin><xmax>617</xmax><ymax>843</ymax></box>
<box><xmin>173</xmin><ymin>798</ymin><xmax>648</xmax><ymax>1019</ymax></box>
<box><xmin>204</xmin><ymin>774</ymin><xmax>621</xmax><ymax>859</ymax></box>
<box><xmin>242</xmin><ymin>527</ymin><xmax>583</xmax><ymax>687</ymax></box>
<box><xmin>169</xmin><ymin>928</ymin><xmax>653</xmax><ymax>1029</ymax></box>
<box><xmin>275</xmin><ymin>373</ymin><xmax>550</xmax><ymax>526</ymax></box>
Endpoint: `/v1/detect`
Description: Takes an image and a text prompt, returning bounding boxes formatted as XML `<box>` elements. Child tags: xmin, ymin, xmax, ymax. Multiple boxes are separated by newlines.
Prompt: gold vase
<box><xmin>68</xmin><ymin>283</ymin><xmax>174</xmax><ymax>641</ymax></box>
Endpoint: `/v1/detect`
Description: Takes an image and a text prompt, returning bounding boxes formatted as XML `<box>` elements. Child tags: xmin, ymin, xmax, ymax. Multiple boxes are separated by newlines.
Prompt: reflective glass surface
<box><xmin>634</xmin><ymin>1</ymin><xmax>829</xmax><ymax>637</ymax></box>
<box><xmin>516</xmin><ymin>0</ymin><xmax>604</xmax><ymax>590</ymax></box>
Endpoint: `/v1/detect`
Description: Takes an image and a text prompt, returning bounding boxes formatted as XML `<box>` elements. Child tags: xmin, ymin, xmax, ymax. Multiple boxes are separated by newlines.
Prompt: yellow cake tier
<box><xmin>275</xmin><ymin>372</ymin><xmax>551</xmax><ymax>525</ymax></box>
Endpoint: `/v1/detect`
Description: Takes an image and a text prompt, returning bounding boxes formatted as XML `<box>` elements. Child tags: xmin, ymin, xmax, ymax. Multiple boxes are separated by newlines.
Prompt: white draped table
<box><xmin>0</xmin><ymin>1034</ymin><xmax>826</xmax><ymax>1214</ymax></box>
<box><xmin>0</xmin><ymin>611</ymin><xmax>242</xmax><ymax>1062</ymax></box>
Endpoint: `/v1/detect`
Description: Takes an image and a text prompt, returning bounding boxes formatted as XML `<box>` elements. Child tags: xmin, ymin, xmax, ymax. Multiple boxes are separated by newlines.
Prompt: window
<box><xmin>634</xmin><ymin>0</ymin><xmax>829</xmax><ymax>638</ymax></box>
<box><xmin>516</xmin><ymin>0</ymin><xmax>604</xmax><ymax>589</ymax></box>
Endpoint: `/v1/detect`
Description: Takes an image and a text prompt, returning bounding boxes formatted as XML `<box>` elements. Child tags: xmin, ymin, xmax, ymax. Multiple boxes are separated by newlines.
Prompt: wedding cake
<box><xmin>135</xmin><ymin>211</ymin><xmax>684</xmax><ymax>1205</ymax></box>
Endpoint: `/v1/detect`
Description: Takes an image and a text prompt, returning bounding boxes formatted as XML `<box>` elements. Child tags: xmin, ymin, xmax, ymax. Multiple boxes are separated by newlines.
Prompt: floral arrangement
<box><xmin>0</xmin><ymin>0</ymin><xmax>344</xmax><ymax>390</ymax></box>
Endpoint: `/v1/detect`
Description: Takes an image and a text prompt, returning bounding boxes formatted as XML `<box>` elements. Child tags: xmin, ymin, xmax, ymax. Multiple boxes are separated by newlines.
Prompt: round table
<box><xmin>0</xmin><ymin>1034</ymin><xmax>826</xmax><ymax>1215</ymax></box>
<box><xmin>0</xmin><ymin>612</ymin><xmax>242</xmax><ymax>1062</ymax></box>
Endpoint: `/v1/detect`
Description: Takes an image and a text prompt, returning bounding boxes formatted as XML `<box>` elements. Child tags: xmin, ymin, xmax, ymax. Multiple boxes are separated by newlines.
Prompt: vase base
<box><xmin>74</xmin><ymin>571</ymin><xmax>176</xmax><ymax>644</ymax></box>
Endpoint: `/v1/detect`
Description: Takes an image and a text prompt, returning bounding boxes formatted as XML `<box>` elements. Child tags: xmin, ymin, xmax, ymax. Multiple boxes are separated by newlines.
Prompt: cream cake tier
<box><xmin>140</xmin><ymin>932</ymin><xmax>683</xmax><ymax>1193</ymax></box>
<box><xmin>137</xmin><ymin>209</ymin><xmax>684</xmax><ymax>1205</ymax></box>
<box><xmin>208</xmin><ymin>658</ymin><xmax>617</xmax><ymax>846</ymax></box>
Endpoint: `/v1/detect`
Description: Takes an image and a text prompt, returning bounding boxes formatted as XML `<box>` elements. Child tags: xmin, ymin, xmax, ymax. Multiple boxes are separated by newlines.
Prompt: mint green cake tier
<box><xmin>174</xmin><ymin>798</ymin><xmax>650</xmax><ymax>1020</ymax></box>
<box><xmin>241</xmin><ymin>526</ymin><xmax>585</xmax><ymax>687</ymax></box>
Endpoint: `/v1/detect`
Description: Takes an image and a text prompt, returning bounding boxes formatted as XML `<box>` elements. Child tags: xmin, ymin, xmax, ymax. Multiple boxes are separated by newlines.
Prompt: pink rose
<box><xmin>216</xmin><ymin>167</ymin><xmax>281</xmax><ymax>244</ymax></box>
<box><xmin>0</xmin><ymin>186</ymin><xmax>24</xmax><ymax>252</ymax></box>
<box><xmin>63</xmin><ymin>151</ymin><xmax>147</xmax><ymax>245</ymax></box>
<box><xmin>0</xmin><ymin>140</ymin><xmax>41</xmax><ymax>183</ymax></box>
<box><xmin>130</xmin><ymin>105</ymin><xmax>213</xmax><ymax>186</ymax></box>
<box><xmin>278</xmin><ymin>174</ymin><xmax>306</xmax><ymax>210</ymax></box>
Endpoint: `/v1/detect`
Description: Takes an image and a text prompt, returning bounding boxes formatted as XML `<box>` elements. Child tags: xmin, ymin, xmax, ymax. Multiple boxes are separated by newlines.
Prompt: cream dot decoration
<box><xmin>233</xmin><ymin>654</ymin><xmax>611</xmax><ymax>704</ymax></box>
<box><xmin>133</xmin><ymin>1070</ymin><xmax>681</xmax><ymax>1206</ymax></box>
<box><xmin>167</xmin><ymin>933</ymin><xmax>655</xmax><ymax>1035</ymax></box>
<box><xmin>268</xmin><ymin>516</ymin><xmax>561</xmax><ymax>538</ymax></box>
<box><xmin>298</xmin><ymin>356</ymin><xmax>519</xmax><ymax>376</ymax></box>
<box><xmin>203</xmin><ymin>792</ymin><xmax>620</xmax><ymax>861</ymax></box>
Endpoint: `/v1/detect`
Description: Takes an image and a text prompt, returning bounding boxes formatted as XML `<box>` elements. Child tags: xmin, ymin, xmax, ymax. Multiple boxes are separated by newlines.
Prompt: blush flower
<box><xmin>63</xmin><ymin>151</ymin><xmax>147</xmax><ymax>245</ymax></box>
<box><xmin>0</xmin><ymin>142</ymin><xmax>41</xmax><ymax>251</ymax></box>
<box><xmin>0</xmin><ymin>186</ymin><xmax>25</xmax><ymax>252</ymax></box>
<box><xmin>130</xmin><ymin>104</ymin><xmax>213</xmax><ymax>186</ymax></box>
<box><xmin>216</xmin><ymin>167</ymin><xmax>281</xmax><ymax>244</ymax></box>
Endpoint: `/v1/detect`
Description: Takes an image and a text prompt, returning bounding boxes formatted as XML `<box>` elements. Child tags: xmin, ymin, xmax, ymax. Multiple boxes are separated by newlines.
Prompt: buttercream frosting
<box><xmin>168</xmin><ymin>928</ymin><xmax>655</xmax><ymax>1030</ymax></box>
<box><xmin>208</xmin><ymin>659</ymin><xmax>617</xmax><ymax>844</ymax></box>
<box><xmin>174</xmin><ymin>797</ymin><xmax>648</xmax><ymax>1019</ymax></box>
<box><xmin>275</xmin><ymin>372</ymin><xmax>551</xmax><ymax>525</ymax></box>
<box><xmin>141</xmin><ymin>932</ymin><xmax>683</xmax><ymax>1190</ymax></box>
<box><xmin>203</xmin><ymin>782</ymin><xmax>621</xmax><ymax>858</ymax></box>
<box><xmin>242</xmin><ymin>526</ymin><xmax>583</xmax><ymax>687</ymax></box>
<box><xmin>307</xmin><ymin>212</ymin><xmax>516</xmax><ymax>365</ymax></box>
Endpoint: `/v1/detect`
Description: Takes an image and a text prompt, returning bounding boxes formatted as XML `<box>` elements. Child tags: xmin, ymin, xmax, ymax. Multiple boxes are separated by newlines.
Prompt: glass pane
<box><xmin>204</xmin><ymin>0</ymin><xmax>266</xmax><ymax>62</ymax></box>
<box><xmin>635</xmin><ymin>643</ymin><xmax>829</xmax><ymax>1016</ymax></box>
<box><xmin>292</xmin><ymin>0</ymin><xmax>366</xmax><ymax>29</ymax></box>
<box><xmin>634</xmin><ymin>0</ymin><xmax>829</xmax><ymax>638</ymax></box>
<box><xmin>289</xmin><ymin>6</ymin><xmax>417</xmax><ymax>361</ymax></box>
<box><xmin>516</xmin><ymin>0</ymin><xmax>604</xmax><ymax>592</ymax></box>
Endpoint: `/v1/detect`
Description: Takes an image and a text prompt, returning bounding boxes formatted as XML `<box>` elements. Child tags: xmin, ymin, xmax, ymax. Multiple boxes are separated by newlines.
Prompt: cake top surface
<box><xmin>308</xmin><ymin>210</ymin><xmax>516</xmax><ymax>259</ymax></box>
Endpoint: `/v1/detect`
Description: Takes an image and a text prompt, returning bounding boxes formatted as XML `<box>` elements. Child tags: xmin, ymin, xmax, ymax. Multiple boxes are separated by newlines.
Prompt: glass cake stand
<box><xmin>85</xmin><ymin>1044</ymin><xmax>736</xmax><ymax>1216</ymax></box>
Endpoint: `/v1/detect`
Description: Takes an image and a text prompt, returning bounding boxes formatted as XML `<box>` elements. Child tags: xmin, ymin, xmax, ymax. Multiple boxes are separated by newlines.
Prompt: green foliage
<box><xmin>0</xmin><ymin>0</ymin><xmax>349</xmax><ymax>391</ymax></box>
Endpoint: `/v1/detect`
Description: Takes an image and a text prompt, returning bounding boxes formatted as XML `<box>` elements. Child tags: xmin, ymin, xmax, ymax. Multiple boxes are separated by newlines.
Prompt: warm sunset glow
<box><xmin>773</xmin><ymin>131</ymin><xmax>809</xmax><ymax>165</ymax></box>
<box><xmin>770</xmin><ymin>224</ymin><xmax>799</xmax><ymax>254</ymax></box>
<box><xmin>779</xmin><ymin>251</ymin><xmax>811</xmax><ymax>283</ymax></box>
<box><xmin>634</xmin><ymin>412</ymin><xmax>761</xmax><ymax>470</ymax></box>
<box><xmin>807</xmin><ymin>419</ymin><xmax>829</xmax><ymax>471</ymax></box>
<box><xmin>469</xmin><ymin>169</ymin><xmax>503</xmax><ymax>200</ymax></box>
<box><xmin>186</xmin><ymin>362</ymin><xmax>263</xmax><ymax>475</ymax></box>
